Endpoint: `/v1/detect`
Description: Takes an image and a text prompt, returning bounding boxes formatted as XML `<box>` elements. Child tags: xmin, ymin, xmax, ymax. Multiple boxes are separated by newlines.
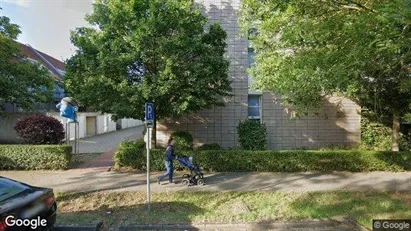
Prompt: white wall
<box><xmin>97</xmin><ymin>114</ymin><xmax>117</xmax><ymax>134</ymax></box>
<box><xmin>107</xmin><ymin>115</ymin><xmax>117</xmax><ymax>132</ymax></box>
<box><xmin>0</xmin><ymin>112</ymin><xmax>143</xmax><ymax>143</ymax></box>
<box><xmin>47</xmin><ymin>113</ymin><xmax>86</xmax><ymax>140</ymax></box>
<box><xmin>96</xmin><ymin>115</ymin><xmax>105</xmax><ymax>134</ymax></box>
<box><xmin>121</xmin><ymin>118</ymin><xmax>143</xmax><ymax>129</ymax></box>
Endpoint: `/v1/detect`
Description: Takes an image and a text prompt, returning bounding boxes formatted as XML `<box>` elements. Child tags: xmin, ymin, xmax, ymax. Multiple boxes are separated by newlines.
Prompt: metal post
<box><xmin>77</xmin><ymin>122</ymin><xmax>79</xmax><ymax>154</ymax></box>
<box><xmin>73</xmin><ymin>122</ymin><xmax>76</xmax><ymax>154</ymax></box>
<box><xmin>67</xmin><ymin>122</ymin><xmax>70</xmax><ymax>145</ymax></box>
<box><xmin>146</xmin><ymin>126</ymin><xmax>151</xmax><ymax>212</ymax></box>
<box><xmin>74</xmin><ymin>122</ymin><xmax>78</xmax><ymax>154</ymax></box>
<box><xmin>65</xmin><ymin>123</ymin><xmax>69</xmax><ymax>145</ymax></box>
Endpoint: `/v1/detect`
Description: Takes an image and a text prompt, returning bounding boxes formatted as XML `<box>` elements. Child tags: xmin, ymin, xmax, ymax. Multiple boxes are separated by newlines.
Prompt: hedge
<box><xmin>115</xmin><ymin>148</ymin><xmax>411</xmax><ymax>172</ymax></box>
<box><xmin>171</xmin><ymin>131</ymin><xmax>194</xmax><ymax>150</ymax></box>
<box><xmin>0</xmin><ymin>145</ymin><xmax>72</xmax><ymax>170</ymax></box>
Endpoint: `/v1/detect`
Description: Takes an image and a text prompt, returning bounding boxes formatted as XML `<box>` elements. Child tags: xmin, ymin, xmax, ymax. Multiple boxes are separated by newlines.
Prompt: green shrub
<box><xmin>171</xmin><ymin>131</ymin><xmax>193</xmax><ymax>150</ymax></box>
<box><xmin>196</xmin><ymin>143</ymin><xmax>222</xmax><ymax>150</ymax></box>
<box><xmin>361</xmin><ymin>116</ymin><xmax>392</xmax><ymax>150</ymax></box>
<box><xmin>114</xmin><ymin>138</ymin><xmax>146</xmax><ymax>169</ymax></box>
<box><xmin>0</xmin><ymin>145</ymin><xmax>72</xmax><ymax>170</ymax></box>
<box><xmin>115</xmin><ymin>149</ymin><xmax>411</xmax><ymax>172</ymax></box>
<box><xmin>237</xmin><ymin>119</ymin><xmax>268</xmax><ymax>150</ymax></box>
<box><xmin>361</xmin><ymin>115</ymin><xmax>411</xmax><ymax>151</ymax></box>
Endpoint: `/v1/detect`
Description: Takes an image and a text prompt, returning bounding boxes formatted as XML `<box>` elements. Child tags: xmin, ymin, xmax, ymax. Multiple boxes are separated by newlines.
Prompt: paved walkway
<box><xmin>1</xmin><ymin>170</ymin><xmax>410</xmax><ymax>193</ymax></box>
<box><xmin>69</xmin><ymin>125</ymin><xmax>145</xmax><ymax>168</ymax></box>
<box><xmin>70</xmin><ymin>126</ymin><xmax>144</xmax><ymax>154</ymax></box>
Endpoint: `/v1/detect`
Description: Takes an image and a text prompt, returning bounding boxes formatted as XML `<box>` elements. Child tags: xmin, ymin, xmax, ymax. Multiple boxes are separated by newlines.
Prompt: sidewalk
<box><xmin>1</xmin><ymin>169</ymin><xmax>410</xmax><ymax>193</ymax></box>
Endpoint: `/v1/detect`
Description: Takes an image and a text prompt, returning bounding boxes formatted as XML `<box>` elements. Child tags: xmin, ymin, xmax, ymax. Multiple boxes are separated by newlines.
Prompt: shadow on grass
<box><xmin>57</xmin><ymin>201</ymin><xmax>204</xmax><ymax>230</ymax></box>
<box><xmin>289</xmin><ymin>191</ymin><xmax>411</xmax><ymax>229</ymax></box>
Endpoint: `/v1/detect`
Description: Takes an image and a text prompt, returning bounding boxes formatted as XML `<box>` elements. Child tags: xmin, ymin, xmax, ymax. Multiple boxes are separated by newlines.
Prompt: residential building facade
<box><xmin>2</xmin><ymin>42</ymin><xmax>67</xmax><ymax>113</ymax></box>
<box><xmin>157</xmin><ymin>0</ymin><xmax>361</xmax><ymax>149</ymax></box>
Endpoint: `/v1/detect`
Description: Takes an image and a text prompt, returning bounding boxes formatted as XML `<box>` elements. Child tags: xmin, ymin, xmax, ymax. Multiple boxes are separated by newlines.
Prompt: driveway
<box><xmin>69</xmin><ymin>126</ymin><xmax>144</xmax><ymax>154</ymax></box>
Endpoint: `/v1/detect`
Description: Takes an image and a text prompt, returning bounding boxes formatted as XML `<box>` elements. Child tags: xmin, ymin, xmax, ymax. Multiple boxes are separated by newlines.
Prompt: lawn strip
<box><xmin>56</xmin><ymin>191</ymin><xmax>411</xmax><ymax>229</ymax></box>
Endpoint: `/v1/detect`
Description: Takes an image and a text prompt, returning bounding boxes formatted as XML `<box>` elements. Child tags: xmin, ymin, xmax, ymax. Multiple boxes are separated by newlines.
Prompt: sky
<box><xmin>0</xmin><ymin>0</ymin><xmax>94</xmax><ymax>61</ymax></box>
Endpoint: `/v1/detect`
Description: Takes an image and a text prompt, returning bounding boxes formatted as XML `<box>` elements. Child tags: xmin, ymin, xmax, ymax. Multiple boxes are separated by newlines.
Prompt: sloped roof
<box><xmin>18</xmin><ymin>42</ymin><xmax>65</xmax><ymax>80</ymax></box>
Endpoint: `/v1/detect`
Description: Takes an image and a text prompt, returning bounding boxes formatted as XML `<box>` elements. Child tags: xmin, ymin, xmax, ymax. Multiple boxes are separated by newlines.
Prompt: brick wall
<box><xmin>262</xmin><ymin>93</ymin><xmax>361</xmax><ymax>149</ymax></box>
<box><xmin>157</xmin><ymin>0</ymin><xmax>362</xmax><ymax>149</ymax></box>
<box><xmin>158</xmin><ymin>0</ymin><xmax>248</xmax><ymax>149</ymax></box>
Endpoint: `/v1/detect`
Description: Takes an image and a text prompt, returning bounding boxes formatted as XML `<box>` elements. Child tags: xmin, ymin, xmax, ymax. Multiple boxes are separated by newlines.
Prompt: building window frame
<box><xmin>248</xmin><ymin>94</ymin><xmax>262</xmax><ymax>121</ymax></box>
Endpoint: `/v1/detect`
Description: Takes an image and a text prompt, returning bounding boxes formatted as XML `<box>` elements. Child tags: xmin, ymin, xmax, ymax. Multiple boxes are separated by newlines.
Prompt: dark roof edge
<box><xmin>27</xmin><ymin>44</ymin><xmax>63</xmax><ymax>80</ymax></box>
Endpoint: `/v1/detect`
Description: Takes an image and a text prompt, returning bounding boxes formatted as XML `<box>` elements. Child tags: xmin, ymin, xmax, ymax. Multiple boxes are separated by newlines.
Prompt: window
<box><xmin>248</xmin><ymin>95</ymin><xmax>261</xmax><ymax>119</ymax></box>
<box><xmin>248</xmin><ymin>48</ymin><xmax>255</xmax><ymax>67</ymax></box>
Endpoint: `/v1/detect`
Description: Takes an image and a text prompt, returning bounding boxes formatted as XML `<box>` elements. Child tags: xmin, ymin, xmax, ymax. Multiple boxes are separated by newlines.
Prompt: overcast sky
<box><xmin>0</xmin><ymin>0</ymin><xmax>94</xmax><ymax>61</ymax></box>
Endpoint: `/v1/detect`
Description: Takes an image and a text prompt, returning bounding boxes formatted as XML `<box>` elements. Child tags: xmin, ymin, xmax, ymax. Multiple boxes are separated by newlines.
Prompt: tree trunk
<box><xmin>392</xmin><ymin>111</ymin><xmax>400</xmax><ymax>152</ymax></box>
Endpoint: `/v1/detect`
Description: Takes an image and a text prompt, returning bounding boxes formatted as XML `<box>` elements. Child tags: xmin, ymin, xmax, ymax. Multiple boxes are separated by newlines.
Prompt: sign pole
<box><xmin>147</xmin><ymin>125</ymin><xmax>151</xmax><ymax>213</ymax></box>
<box><xmin>145</xmin><ymin>102</ymin><xmax>154</xmax><ymax>214</ymax></box>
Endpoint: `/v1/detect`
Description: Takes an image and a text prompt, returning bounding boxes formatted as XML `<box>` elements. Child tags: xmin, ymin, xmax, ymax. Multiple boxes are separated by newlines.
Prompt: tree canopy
<box><xmin>0</xmin><ymin>8</ymin><xmax>53</xmax><ymax>112</ymax></box>
<box><xmin>240</xmin><ymin>0</ymin><xmax>411</xmax><ymax>151</ymax></box>
<box><xmin>65</xmin><ymin>0</ymin><xmax>232</xmax><ymax>122</ymax></box>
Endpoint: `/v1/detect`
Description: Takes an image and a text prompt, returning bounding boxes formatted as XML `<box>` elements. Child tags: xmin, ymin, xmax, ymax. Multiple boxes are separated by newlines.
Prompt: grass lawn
<box><xmin>70</xmin><ymin>153</ymin><xmax>102</xmax><ymax>168</ymax></box>
<box><xmin>56</xmin><ymin>191</ymin><xmax>411</xmax><ymax>229</ymax></box>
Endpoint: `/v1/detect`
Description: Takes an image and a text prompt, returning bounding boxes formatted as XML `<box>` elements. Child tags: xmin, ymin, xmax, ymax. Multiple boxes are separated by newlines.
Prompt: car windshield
<box><xmin>0</xmin><ymin>178</ymin><xmax>30</xmax><ymax>202</ymax></box>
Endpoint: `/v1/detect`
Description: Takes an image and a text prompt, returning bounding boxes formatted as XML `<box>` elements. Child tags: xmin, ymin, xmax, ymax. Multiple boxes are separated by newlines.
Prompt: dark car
<box><xmin>0</xmin><ymin>177</ymin><xmax>57</xmax><ymax>231</ymax></box>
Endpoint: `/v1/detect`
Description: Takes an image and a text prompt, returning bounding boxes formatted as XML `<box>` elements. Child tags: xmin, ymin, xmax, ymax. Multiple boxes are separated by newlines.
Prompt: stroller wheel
<box><xmin>181</xmin><ymin>179</ymin><xmax>190</xmax><ymax>187</ymax></box>
<box><xmin>197</xmin><ymin>179</ymin><xmax>205</xmax><ymax>186</ymax></box>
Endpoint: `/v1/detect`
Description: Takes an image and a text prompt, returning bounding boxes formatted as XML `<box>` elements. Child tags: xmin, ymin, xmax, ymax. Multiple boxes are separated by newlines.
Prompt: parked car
<box><xmin>0</xmin><ymin>177</ymin><xmax>57</xmax><ymax>231</ymax></box>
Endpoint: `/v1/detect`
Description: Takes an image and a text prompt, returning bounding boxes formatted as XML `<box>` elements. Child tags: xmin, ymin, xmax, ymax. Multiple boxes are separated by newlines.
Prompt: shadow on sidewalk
<box><xmin>52</xmin><ymin>170</ymin><xmax>147</xmax><ymax>193</ymax></box>
<box><xmin>200</xmin><ymin>172</ymin><xmax>350</xmax><ymax>191</ymax></box>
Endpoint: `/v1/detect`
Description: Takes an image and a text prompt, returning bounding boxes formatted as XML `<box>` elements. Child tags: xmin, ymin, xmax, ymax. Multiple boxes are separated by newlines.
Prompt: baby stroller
<box><xmin>177</xmin><ymin>155</ymin><xmax>205</xmax><ymax>186</ymax></box>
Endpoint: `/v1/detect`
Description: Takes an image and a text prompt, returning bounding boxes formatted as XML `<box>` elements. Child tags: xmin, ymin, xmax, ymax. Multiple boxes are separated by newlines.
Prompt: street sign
<box><xmin>144</xmin><ymin>102</ymin><xmax>154</xmax><ymax>213</ymax></box>
<box><xmin>145</xmin><ymin>103</ymin><xmax>155</xmax><ymax>124</ymax></box>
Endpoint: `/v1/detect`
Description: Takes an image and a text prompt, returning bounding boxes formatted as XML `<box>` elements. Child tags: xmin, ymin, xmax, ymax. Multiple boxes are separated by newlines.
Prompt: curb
<box><xmin>55</xmin><ymin>226</ymin><xmax>98</xmax><ymax>231</ymax></box>
<box><xmin>118</xmin><ymin>220</ymin><xmax>363</xmax><ymax>231</ymax></box>
<box><xmin>55</xmin><ymin>221</ymin><xmax>108</xmax><ymax>231</ymax></box>
<box><xmin>56</xmin><ymin>219</ymin><xmax>368</xmax><ymax>231</ymax></box>
<box><xmin>343</xmin><ymin>217</ymin><xmax>371</xmax><ymax>231</ymax></box>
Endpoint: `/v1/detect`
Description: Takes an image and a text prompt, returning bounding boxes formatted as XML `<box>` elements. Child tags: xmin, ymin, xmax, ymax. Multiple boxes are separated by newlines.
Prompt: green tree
<box><xmin>0</xmin><ymin>8</ymin><xmax>53</xmax><ymax>112</ymax></box>
<box><xmin>240</xmin><ymin>0</ymin><xmax>411</xmax><ymax>151</ymax></box>
<box><xmin>65</xmin><ymin>0</ymin><xmax>231</xmax><ymax>146</ymax></box>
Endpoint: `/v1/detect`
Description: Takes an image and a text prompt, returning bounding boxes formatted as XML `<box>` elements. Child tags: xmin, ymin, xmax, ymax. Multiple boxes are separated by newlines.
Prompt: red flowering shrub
<box><xmin>14</xmin><ymin>114</ymin><xmax>65</xmax><ymax>144</ymax></box>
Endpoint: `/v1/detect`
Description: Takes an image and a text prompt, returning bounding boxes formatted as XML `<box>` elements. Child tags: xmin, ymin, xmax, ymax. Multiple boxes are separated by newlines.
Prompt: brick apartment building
<box><xmin>158</xmin><ymin>0</ymin><xmax>361</xmax><ymax>149</ymax></box>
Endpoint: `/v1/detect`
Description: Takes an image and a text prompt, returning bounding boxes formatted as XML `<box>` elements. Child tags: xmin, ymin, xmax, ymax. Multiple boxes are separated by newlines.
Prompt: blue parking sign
<box><xmin>145</xmin><ymin>103</ymin><xmax>155</xmax><ymax>123</ymax></box>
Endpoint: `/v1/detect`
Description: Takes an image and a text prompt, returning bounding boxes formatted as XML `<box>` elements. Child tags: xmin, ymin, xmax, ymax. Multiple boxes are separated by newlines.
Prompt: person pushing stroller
<box><xmin>157</xmin><ymin>137</ymin><xmax>205</xmax><ymax>186</ymax></box>
<box><xmin>157</xmin><ymin>137</ymin><xmax>177</xmax><ymax>184</ymax></box>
